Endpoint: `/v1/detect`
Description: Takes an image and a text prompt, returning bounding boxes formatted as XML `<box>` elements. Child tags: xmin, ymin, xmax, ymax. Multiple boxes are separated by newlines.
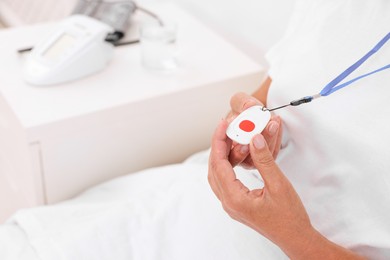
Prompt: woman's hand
<box><xmin>226</xmin><ymin>92</ymin><xmax>283</xmax><ymax>169</ymax></box>
<box><xmin>208</xmin><ymin>120</ymin><xmax>365</xmax><ymax>260</ymax></box>
<box><xmin>208</xmin><ymin>119</ymin><xmax>314</xmax><ymax>257</ymax></box>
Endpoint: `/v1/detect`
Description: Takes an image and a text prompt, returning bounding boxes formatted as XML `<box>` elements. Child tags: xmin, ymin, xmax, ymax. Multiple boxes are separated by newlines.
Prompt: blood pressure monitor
<box><xmin>23</xmin><ymin>15</ymin><xmax>114</xmax><ymax>86</ymax></box>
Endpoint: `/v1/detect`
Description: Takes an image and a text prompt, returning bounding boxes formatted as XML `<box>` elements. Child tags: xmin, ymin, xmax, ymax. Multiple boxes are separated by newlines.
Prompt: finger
<box><xmin>272</xmin><ymin>117</ymin><xmax>283</xmax><ymax>158</ymax></box>
<box><xmin>225</xmin><ymin>111</ymin><xmax>235</xmax><ymax>124</ymax></box>
<box><xmin>248</xmin><ymin>188</ymin><xmax>264</xmax><ymax>199</ymax></box>
<box><xmin>210</xmin><ymin>120</ymin><xmax>233</xmax><ymax>161</ymax></box>
<box><xmin>209</xmin><ymin>120</ymin><xmax>249</xmax><ymax>196</ymax></box>
<box><xmin>240</xmin><ymin>156</ymin><xmax>255</xmax><ymax>170</ymax></box>
<box><xmin>262</xmin><ymin>116</ymin><xmax>281</xmax><ymax>157</ymax></box>
<box><xmin>228</xmin><ymin>144</ymin><xmax>249</xmax><ymax>167</ymax></box>
<box><xmin>208</xmin><ymin>120</ymin><xmax>230</xmax><ymax>197</ymax></box>
<box><xmin>230</xmin><ymin>92</ymin><xmax>262</xmax><ymax>115</ymax></box>
<box><xmin>249</xmin><ymin>134</ymin><xmax>284</xmax><ymax>186</ymax></box>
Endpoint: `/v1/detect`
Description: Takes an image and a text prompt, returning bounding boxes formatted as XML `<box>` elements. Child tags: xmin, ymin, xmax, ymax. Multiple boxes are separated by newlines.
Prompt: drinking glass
<box><xmin>140</xmin><ymin>20</ymin><xmax>178</xmax><ymax>71</ymax></box>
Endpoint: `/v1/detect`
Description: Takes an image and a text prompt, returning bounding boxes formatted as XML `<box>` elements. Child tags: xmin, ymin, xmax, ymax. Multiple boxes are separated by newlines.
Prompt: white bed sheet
<box><xmin>0</xmin><ymin>225</ymin><xmax>39</xmax><ymax>260</ymax></box>
<box><xmin>0</xmin><ymin>150</ymin><xmax>286</xmax><ymax>260</ymax></box>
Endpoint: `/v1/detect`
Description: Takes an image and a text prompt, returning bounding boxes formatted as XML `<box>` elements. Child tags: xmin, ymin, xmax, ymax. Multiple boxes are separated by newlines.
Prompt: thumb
<box><xmin>249</xmin><ymin>134</ymin><xmax>284</xmax><ymax>186</ymax></box>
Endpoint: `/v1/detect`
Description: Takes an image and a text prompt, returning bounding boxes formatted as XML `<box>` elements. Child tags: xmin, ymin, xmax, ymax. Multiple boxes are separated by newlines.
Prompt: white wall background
<box><xmin>171</xmin><ymin>0</ymin><xmax>296</xmax><ymax>65</ymax></box>
<box><xmin>0</xmin><ymin>0</ymin><xmax>296</xmax><ymax>64</ymax></box>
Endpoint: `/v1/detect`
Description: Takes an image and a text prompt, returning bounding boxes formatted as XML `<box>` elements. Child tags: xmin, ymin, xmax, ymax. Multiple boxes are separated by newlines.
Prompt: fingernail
<box><xmin>253</xmin><ymin>135</ymin><xmax>265</xmax><ymax>149</ymax></box>
<box><xmin>240</xmin><ymin>145</ymin><xmax>249</xmax><ymax>154</ymax></box>
<box><xmin>268</xmin><ymin>121</ymin><xmax>279</xmax><ymax>136</ymax></box>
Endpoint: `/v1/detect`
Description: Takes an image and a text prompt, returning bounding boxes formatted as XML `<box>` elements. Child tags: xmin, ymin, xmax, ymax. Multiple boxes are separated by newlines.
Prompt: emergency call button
<box><xmin>239</xmin><ymin>120</ymin><xmax>255</xmax><ymax>132</ymax></box>
<box><xmin>226</xmin><ymin>106</ymin><xmax>271</xmax><ymax>145</ymax></box>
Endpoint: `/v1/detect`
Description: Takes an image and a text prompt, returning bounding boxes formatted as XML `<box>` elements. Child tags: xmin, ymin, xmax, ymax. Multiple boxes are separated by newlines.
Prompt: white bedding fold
<box><xmin>1</xmin><ymin>159</ymin><xmax>286</xmax><ymax>260</ymax></box>
<box><xmin>0</xmin><ymin>224</ymin><xmax>39</xmax><ymax>260</ymax></box>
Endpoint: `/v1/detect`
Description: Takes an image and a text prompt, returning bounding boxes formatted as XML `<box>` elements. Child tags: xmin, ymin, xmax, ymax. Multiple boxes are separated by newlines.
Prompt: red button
<box><xmin>239</xmin><ymin>120</ymin><xmax>255</xmax><ymax>132</ymax></box>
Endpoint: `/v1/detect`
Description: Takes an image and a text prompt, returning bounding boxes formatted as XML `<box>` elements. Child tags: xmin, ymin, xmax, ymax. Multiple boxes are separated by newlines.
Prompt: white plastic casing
<box><xmin>23</xmin><ymin>15</ymin><xmax>114</xmax><ymax>86</ymax></box>
<box><xmin>226</xmin><ymin>105</ymin><xmax>271</xmax><ymax>145</ymax></box>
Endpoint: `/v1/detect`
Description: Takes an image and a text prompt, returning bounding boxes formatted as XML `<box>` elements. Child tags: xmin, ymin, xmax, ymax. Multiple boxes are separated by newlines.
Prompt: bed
<box><xmin>0</xmin><ymin>150</ymin><xmax>288</xmax><ymax>260</ymax></box>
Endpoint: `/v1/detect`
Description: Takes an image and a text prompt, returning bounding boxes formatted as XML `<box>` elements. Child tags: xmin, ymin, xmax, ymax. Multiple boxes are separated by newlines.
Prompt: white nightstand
<box><xmin>0</xmin><ymin>3</ymin><xmax>265</xmax><ymax>222</ymax></box>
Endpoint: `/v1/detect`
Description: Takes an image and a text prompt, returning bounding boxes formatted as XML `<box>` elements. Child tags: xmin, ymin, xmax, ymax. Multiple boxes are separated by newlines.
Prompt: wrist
<box><xmin>277</xmin><ymin>225</ymin><xmax>321</xmax><ymax>259</ymax></box>
<box><xmin>280</xmin><ymin>227</ymin><xmax>365</xmax><ymax>260</ymax></box>
<box><xmin>290</xmin><ymin>227</ymin><xmax>329</xmax><ymax>259</ymax></box>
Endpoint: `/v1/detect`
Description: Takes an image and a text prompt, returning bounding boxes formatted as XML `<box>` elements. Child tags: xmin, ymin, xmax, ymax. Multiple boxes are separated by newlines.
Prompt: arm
<box><xmin>227</xmin><ymin>76</ymin><xmax>272</xmax><ymax>115</ymax></box>
<box><xmin>252</xmin><ymin>76</ymin><xmax>272</xmax><ymax>106</ymax></box>
<box><xmin>208</xmin><ymin>120</ymin><xmax>365</xmax><ymax>260</ymax></box>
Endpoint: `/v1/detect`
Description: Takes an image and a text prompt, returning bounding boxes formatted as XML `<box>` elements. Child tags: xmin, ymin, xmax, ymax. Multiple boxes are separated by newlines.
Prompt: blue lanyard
<box><xmin>320</xmin><ymin>32</ymin><xmax>390</xmax><ymax>96</ymax></box>
<box><xmin>267</xmin><ymin>32</ymin><xmax>390</xmax><ymax>111</ymax></box>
